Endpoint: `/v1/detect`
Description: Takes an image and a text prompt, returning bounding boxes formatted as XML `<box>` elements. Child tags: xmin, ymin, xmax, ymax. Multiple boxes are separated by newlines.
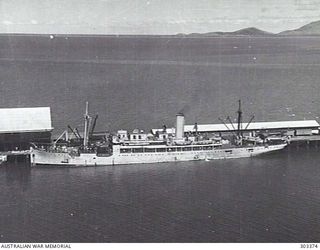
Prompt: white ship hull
<box><xmin>30</xmin><ymin>144</ymin><xmax>287</xmax><ymax>167</ymax></box>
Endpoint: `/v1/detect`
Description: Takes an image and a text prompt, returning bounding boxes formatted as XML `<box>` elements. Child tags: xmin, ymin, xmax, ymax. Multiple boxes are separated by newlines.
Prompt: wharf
<box><xmin>288</xmin><ymin>135</ymin><xmax>320</xmax><ymax>142</ymax></box>
<box><xmin>1</xmin><ymin>150</ymin><xmax>31</xmax><ymax>155</ymax></box>
<box><xmin>0</xmin><ymin>150</ymin><xmax>31</xmax><ymax>163</ymax></box>
<box><xmin>287</xmin><ymin>135</ymin><xmax>320</xmax><ymax>148</ymax></box>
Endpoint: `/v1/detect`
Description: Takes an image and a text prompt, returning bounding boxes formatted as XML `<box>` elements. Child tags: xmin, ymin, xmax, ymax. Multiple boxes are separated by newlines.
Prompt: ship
<box><xmin>30</xmin><ymin>101</ymin><xmax>287</xmax><ymax>167</ymax></box>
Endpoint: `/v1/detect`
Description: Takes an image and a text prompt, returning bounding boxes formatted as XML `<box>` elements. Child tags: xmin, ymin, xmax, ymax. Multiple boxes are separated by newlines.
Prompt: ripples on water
<box><xmin>0</xmin><ymin>35</ymin><xmax>320</xmax><ymax>242</ymax></box>
<box><xmin>1</xmin><ymin>36</ymin><xmax>320</xmax><ymax>135</ymax></box>
<box><xmin>0</xmin><ymin>147</ymin><xmax>319</xmax><ymax>242</ymax></box>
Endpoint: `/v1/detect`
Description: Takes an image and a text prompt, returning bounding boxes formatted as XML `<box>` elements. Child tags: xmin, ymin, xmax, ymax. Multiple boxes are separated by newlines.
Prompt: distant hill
<box><xmin>180</xmin><ymin>27</ymin><xmax>274</xmax><ymax>37</ymax></box>
<box><xmin>279</xmin><ymin>20</ymin><xmax>320</xmax><ymax>36</ymax></box>
<box><xmin>178</xmin><ymin>21</ymin><xmax>320</xmax><ymax>37</ymax></box>
<box><xmin>224</xmin><ymin>27</ymin><xmax>274</xmax><ymax>36</ymax></box>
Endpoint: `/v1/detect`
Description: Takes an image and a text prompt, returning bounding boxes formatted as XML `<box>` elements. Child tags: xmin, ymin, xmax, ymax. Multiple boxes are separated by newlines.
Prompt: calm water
<box><xmin>0</xmin><ymin>35</ymin><xmax>320</xmax><ymax>242</ymax></box>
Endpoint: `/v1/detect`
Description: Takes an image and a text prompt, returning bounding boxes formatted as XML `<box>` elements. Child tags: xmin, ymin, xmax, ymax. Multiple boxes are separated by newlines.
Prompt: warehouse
<box><xmin>152</xmin><ymin>120</ymin><xmax>320</xmax><ymax>137</ymax></box>
<box><xmin>0</xmin><ymin>107</ymin><xmax>53</xmax><ymax>151</ymax></box>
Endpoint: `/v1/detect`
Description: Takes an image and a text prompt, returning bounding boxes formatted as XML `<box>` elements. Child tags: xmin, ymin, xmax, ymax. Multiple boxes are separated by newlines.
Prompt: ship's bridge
<box><xmin>129</xmin><ymin>129</ymin><xmax>148</xmax><ymax>141</ymax></box>
<box><xmin>117</xmin><ymin>130</ymin><xmax>128</xmax><ymax>140</ymax></box>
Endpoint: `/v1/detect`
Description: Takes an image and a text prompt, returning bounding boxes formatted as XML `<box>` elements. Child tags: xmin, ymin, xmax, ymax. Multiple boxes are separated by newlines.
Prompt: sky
<box><xmin>1</xmin><ymin>0</ymin><xmax>320</xmax><ymax>35</ymax></box>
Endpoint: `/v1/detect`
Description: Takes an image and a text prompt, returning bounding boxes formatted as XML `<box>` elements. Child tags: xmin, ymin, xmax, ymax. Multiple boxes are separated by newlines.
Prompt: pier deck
<box><xmin>0</xmin><ymin>150</ymin><xmax>31</xmax><ymax>164</ymax></box>
<box><xmin>0</xmin><ymin>150</ymin><xmax>31</xmax><ymax>156</ymax></box>
<box><xmin>288</xmin><ymin>135</ymin><xmax>320</xmax><ymax>142</ymax></box>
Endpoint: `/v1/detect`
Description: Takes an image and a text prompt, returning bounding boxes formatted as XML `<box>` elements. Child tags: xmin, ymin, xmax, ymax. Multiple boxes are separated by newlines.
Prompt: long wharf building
<box><xmin>152</xmin><ymin>120</ymin><xmax>320</xmax><ymax>137</ymax></box>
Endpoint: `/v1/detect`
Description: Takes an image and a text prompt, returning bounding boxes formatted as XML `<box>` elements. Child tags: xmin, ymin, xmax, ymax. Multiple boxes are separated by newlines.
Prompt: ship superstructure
<box><xmin>30</xmin><ymin>102</ymin><xmax>287</xmax><ymax>167</ymax></box>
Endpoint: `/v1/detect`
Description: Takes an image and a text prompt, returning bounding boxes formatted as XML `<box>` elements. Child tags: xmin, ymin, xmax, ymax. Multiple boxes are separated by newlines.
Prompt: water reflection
<box><xmin>0</xmin><ymin>148</ymin><xmax>319</xmax><ymax>242</ymax></box>
<box><xmin>3</xmin><ymin>163</ymin><xmax>32</xmax><ymax>191</ymax></box>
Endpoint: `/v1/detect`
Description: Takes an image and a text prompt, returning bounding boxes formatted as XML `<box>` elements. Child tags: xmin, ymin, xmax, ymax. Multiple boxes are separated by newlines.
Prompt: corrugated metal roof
<box><xmin>0</xmin><ymin>107</ymin><xmax>53</xmax><ymax>133</ymax></box>
<box><xmin>152</xmin><ymin>120</ymin><xmax>320</xmax><ymax>134</ymax></box>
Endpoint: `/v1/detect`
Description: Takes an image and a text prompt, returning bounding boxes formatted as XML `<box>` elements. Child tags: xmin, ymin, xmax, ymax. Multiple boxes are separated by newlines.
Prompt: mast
<box><xmin>83</xmin><ymin>101</ymin><xmax>90</xmax><ymax>148</ymax></box>
<box><xmin>237</xmin><ymin>100</ymin><xmax>242</xmax><ymax>136</ymax></box>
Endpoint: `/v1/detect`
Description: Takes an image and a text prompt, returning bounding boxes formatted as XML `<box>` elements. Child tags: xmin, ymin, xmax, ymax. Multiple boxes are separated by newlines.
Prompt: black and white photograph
<box><xmin>0</xmin><ymin>0</ymin><xmax>319</xmax><ymax>247</ymax></box>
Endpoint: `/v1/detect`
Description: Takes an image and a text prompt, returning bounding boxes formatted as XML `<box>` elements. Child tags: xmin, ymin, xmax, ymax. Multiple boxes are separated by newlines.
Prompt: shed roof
<box><xmin>0</xmin><ymin>107</ymin><xmax>53</xmax><ymax>134</ymax></box>
<box><xmin>152</xmin><ymin>120</ymin><xmax>320</xmax><ymax>134</ymax></box>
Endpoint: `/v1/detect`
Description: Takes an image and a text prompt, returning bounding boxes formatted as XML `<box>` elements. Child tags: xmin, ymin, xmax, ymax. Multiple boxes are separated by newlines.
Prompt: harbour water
<box><xmin>1</xmin><ymin>147</ymin><xmax>320</xmax><ymax>242</ymax></box>
<box><xmin>0</xmin><ymin>35</ymin><xmax>320</xmax><ymax>242</ymax></box>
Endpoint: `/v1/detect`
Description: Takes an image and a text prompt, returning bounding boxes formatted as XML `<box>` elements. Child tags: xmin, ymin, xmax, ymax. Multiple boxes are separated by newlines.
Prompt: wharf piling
<box><xmin>287</xmin><ymin>135</ymin><xmax>320</xmax><ymax>149</ymax></box>
<box><xmin>1</xmin><ymin>150</ymin><xmax>31</xmax><ymax>164</ymax></box>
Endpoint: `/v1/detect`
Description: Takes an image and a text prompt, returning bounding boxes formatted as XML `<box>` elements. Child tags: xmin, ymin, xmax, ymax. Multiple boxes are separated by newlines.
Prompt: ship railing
<box><xmin>30</xmin><ymin>142</ymin><xmax>78</xmax><ymax>154</ymax></box>
<box><xmin>31</xmin><ymin>141</ymin><xmax>113</xmax><ymax>157</ymax></box>
<box><xmin>30</xmin><ymin>142</ymin><xmax>57</xmax><ymax>151</ymax></box>
<box><xmin>119</xmin><ymin>144</ymin><xmax>224</xmax><ymax>154</ymax></box>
